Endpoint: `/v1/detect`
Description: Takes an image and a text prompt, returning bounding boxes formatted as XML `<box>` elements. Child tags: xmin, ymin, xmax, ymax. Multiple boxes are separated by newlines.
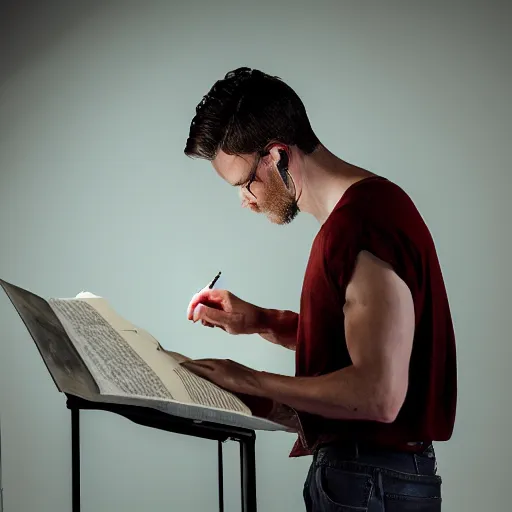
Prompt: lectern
<box><xmin>66</xmin><ymin>394</ymin><xmax>257</xmax><ymax>512</ymax></box>
<box><xmin>0</xmin><ymin>278</ymin><xmax>279</xmax><ymax>512</ymax></box>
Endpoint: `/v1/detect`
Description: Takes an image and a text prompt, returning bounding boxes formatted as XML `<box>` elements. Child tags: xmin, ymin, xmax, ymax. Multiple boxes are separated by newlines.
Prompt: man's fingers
<box><xmin>181</xmin><ymin>362</ymin><xmax>208</xmax><ymax>377</ymax></box>
<box><xmin>183</xmin><ymin>358</ymin><xmax>216</xmax><ymax>367</ymax></box>
<box><xmin>187</xmin><ymin>291</ymin><xmax>205</xmax><ymax>320</ymax></box>
<box><xmin>182</xmin><ymin>359</ymin><xmax>221</xmax><ymax>370</ymax></box>
<box><xmin>187</xmin><ymin>289</ymin><xmax>223</xmax><ymax>320</ymax></box>
<box><xmin>193</xmin><ymin>304</ymin><xmax>231</xmax><ymax>328</ymax></box>
<box><xmin>187</xmin><ymin>290</ymin><xmax>208</xmax><ymax>319</ymax></box>
<box><xmin>181</xmin><ymin>360</ymin><xmax>217</xmax><ymax>378</ymax></box>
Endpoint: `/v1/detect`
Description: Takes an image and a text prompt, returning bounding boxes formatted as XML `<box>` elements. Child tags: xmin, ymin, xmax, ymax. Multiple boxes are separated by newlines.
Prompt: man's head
<box><xmin>184</xmin><ymin>67</ymin><xmax>320</xmax><ymax>224</ymax></box>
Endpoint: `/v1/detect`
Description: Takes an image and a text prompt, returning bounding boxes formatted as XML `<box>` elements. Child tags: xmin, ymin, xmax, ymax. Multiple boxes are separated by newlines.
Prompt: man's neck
<box><xmin>297</xmin><ymin>146</ymin><xmax>374</xmax><ymax>224</ymax></box>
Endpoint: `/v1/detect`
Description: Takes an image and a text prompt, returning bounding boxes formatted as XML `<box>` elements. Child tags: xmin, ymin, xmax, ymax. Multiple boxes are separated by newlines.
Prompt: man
<box><xmin>182</xmin><ymin>67</ymin><xmax>457</xmax><ymax>511</ymax></box>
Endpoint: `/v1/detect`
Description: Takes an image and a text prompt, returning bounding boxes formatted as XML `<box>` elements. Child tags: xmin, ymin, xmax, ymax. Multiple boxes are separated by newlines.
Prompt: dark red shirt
<box><xmin>290</xmin><ymin>176</ymin><xmax>457</xmax><ymax>457</ymax></box>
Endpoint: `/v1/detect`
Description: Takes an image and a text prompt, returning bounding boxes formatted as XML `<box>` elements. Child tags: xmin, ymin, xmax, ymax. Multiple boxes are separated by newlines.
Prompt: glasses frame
<box><xmin>244</xmin><ymin>150</ymin><xmax>270</xmax><ymax>197</ymax></box>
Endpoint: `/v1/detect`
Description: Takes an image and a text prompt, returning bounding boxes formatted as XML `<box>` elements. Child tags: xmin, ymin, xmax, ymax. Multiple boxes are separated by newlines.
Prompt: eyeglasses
<box><xmin>244</xmin><ymin>150</ymin><xmax>270</xmax><ymax>197</ymax></box>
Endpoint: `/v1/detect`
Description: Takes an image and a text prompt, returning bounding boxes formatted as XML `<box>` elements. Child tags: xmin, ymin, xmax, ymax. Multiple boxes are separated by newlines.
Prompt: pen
<box><xmin>208</xmin><ymin>271</ymin><xmax>221</xmax><ymax>289</ymax></box>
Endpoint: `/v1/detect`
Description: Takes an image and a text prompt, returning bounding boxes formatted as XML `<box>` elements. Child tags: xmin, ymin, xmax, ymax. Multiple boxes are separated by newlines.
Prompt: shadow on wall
<box><xmin>0</xmin><ymin>0</ymin><xmax>105</xmax><ymax>83</ymax></box>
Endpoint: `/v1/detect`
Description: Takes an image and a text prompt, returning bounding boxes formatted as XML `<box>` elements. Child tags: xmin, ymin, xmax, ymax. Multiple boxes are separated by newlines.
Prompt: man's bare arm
<box><xmin>255</xmin><ymin>250</ymin><xmax>415</xmax><ymax>421</ymax></box>
<box><xmin>257</xmin><ymin>308</ymin><xmax>299</xmax><ymax>350</ymax></box>
<box><xmin>183</xmin><ymin>251</ymin><xmax>415</xmax><ymax>422</ymax></box>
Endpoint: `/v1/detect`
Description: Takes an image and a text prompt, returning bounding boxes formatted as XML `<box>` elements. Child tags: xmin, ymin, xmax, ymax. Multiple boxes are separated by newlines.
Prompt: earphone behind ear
<box><xmin>276</xmin><ymin>149</ymin><xmax>290</xmax><ymax>187</ymax></box>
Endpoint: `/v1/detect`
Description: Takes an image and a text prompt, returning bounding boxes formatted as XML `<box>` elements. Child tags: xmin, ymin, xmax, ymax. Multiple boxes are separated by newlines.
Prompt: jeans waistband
<box><xmin>314</xmin><ymin>441</ymin><xmax>437</xmax><ymax>476</ymax></box>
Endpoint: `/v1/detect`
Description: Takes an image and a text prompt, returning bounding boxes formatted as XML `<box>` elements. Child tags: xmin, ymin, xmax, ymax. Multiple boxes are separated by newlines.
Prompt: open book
<box><xmin>0</xmin><ymin>279</ymin><xmax>294</xmax><ymax>433</ymax></box>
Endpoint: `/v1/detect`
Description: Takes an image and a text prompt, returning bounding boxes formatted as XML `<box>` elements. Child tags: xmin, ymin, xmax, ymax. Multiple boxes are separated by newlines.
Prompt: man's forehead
<box><xmin>212</xmin><ymin>150</ymin><xmax>256</xmax><ymax>185</ymax></box>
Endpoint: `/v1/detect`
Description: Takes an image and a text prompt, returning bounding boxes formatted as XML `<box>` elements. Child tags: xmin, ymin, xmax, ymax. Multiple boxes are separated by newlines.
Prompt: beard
<box><xmin>256</xmin><ymin>167</ymin><xmax>300</xmax><ymax>225</ymax></box>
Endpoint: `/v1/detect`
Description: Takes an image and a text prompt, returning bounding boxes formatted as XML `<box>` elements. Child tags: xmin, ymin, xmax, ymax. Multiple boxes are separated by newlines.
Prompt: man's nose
<box><xmin>239</xmin><ymin>187</ymin><xmax>252</xmax><ymax>207</ymax></box>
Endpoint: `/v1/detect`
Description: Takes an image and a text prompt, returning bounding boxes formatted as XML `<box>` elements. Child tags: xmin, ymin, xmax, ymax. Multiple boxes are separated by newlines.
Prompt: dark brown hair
<box><xmin>184</xmin><ymin>67</ymin><xmax>319</xmax><ymax>160</ymax></box>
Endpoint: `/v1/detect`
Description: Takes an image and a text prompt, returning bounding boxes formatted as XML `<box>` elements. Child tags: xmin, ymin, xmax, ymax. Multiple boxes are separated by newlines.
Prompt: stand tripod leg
<box><xmin>218</xmin><ymin>440</ymin><xmax>224</xmax><ymax>512</ymax></box>
<box><xmin>240</xmin><ymin>434</ymin><xmax>257</xmax><ymax>512</ymax></box>
<box><xmin>71</xmin><ymin>408</ymin><xmax>80</xmax><ymax>512</ymax></box>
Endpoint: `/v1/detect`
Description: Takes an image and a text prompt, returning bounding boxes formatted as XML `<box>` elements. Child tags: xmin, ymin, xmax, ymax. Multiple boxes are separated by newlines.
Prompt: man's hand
<box><xmin>182</xmin><ymin>359</ymin><xmax>301</xmax><ymax>429</ymax></box>
<box><xmin>187</xmin><ymin>289</ymin><xmax>264</xmax><ymax>335</ymax></box>
<box><xmin>187</xmin><ymin>288</ymin><xmax>299</xmax><ymax>349</ymax></box>
<box><xmin>181</xmin><ymin>358</ymin><xmax>263</xmax><ymax>395</ymax></box>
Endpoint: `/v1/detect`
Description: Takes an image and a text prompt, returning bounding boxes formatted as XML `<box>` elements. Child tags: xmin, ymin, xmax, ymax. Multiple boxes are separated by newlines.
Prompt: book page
<box><xmin>48</xmin><ymin>298</ymin><xmax>173</xmax><ymax>400</ymax></box>
<box><xmin>0</xmin><ymin>280</ymin><xmax>100</xmax><ymax>400</ymax></box>
<box><xmin>49</xmin><ymin>297</ymin><xmax>251</xmax><ymax>415</ymax></box>
<box><xmin>117</xmin><ymin>326</ymin><xmax>250</xmax><ymax>414</ymax></box>
<box><xmin>111</xmin><ymin>326</ymin><xmax>251</xmax><ymax>415</ymax></box>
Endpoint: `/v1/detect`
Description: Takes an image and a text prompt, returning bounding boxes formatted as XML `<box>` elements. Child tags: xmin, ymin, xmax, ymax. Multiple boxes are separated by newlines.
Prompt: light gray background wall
<box><xmin>0</xmin><ymin>1</ymin><xmax>510</xmax><ymax>511</ymax></box>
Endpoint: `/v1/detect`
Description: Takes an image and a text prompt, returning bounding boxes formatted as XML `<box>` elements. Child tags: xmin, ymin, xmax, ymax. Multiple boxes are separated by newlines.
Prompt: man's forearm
<box><xmin>252</xmin><ymin>365</ymin><xmax>403</xmax><ymax>423</ymax></box>
<box><xmin>256</xmin><ymin>308</ymin><xmax>298</xmax><ymax>350</ymax></box>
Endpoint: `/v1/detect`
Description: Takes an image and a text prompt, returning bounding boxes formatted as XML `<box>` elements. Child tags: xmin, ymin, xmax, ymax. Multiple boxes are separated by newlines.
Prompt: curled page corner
<box><xmin>75</xmin><ymin>291</ymin><xmax>103</xmax><ymax>299</ymax></box>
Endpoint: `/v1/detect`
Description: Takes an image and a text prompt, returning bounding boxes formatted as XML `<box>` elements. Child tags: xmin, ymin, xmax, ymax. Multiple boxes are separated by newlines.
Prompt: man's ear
<box><xmin>268</xmin><ymin>144</ymin><xmax>287</xmax><ymax>162</ymax></box>
<box><xmin>277</xmin><ymin>149</ymin><xmax>290</xmax><ymax>186</ymax></box>
<box><xmin>268</xmin><ymin>145</ymin><xmax>291</xmax><ymax>188</ymax></box>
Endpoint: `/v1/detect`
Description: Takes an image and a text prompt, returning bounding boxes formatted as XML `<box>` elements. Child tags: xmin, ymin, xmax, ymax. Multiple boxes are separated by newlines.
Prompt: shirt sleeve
<box><xmin>323</xmin><ymin>208</ymin><xmax>416</xmax><ymax>299</ymax></box>
<box><xmin>322</xmin><ymin>208</ymin><xmax>364</xmax><ymax>298</ymax></box>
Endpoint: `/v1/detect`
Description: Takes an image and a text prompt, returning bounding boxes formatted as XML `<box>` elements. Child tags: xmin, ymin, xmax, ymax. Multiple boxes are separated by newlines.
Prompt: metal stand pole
<box><xmin>71</xmin><ymin>408</ymin><xmax>80</xmax><ymax>512</ymax></box>
<box><xmin>0</xmin><ymin>414</ymin><xmax>4</xmax><ymax>512</ymax></box>
<box><xmin>240</xmin><ymin>433</ymin><xmax>257</xmax><ymax>512</ymax></box>
<box><xmin>218</xmin><ymin>440</ymin><xmax>224</xmax><ymax>512</ymax></box>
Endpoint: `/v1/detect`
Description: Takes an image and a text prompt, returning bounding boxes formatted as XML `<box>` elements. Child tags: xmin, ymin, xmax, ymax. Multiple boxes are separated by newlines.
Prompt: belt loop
<box><xmin>313</xmin><ymin>444</ymin><xmax>323</xmax><ymax>464</ymax></box>
<box><xmin>376</xmin><ymin>471</ymin><xmax>385</xmax><ymax>511</ymax></box>
<box><xmin>355</xmin><ymin>442</ymin><xmax>359</xmax><ymax>460</ymax></box>
<box><xmin>413</xmin><ymin>454</ymin><xmax>420</xmax><ymax>475</ymax></box>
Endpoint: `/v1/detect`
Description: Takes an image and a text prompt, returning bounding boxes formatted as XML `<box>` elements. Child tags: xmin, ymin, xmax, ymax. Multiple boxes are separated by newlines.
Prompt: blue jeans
<box><xmin>303</xmin><ymin>442</ymin><xmax>442</xmax><ymax>511</ymax></box>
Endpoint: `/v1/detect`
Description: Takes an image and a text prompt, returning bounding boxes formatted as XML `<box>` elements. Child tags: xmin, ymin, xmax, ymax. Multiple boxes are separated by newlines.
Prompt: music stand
<box><xmin>66</xmin><ymin>395</ymin><xmax>257</xmax><ymax>512</ymax></box>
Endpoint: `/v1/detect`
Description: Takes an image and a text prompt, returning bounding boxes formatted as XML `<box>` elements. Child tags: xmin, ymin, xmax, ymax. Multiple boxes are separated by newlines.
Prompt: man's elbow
<box><xmin>374</xmin><ymin>401</ymin><xmax>401</xmax><ymax>424</ymax></box>
<box><xmin>372</xmin><ymin>384</ymin><xmax>407</xmax><ymax>423</ymax></box>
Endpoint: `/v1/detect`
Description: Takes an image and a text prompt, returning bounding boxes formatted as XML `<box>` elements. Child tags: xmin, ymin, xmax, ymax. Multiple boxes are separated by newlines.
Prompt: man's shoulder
<box><xmin>345</xmin><ymin>175</ymin><xmax>415</xmax><ymax>208</ymax></box>
<box><xmin>318</xmin><ymin>205</ymin><xmax>363</xmax><ymax>264</ymax></box>
<box><xmin>333</xmin><ymin>176</ymin><xmax>423</xmax><ymax>227</ymax></box>
<box><xmin>319</xmin><ymin>175</ymin><xmax>429</xmax><ymax>261</ymax></box>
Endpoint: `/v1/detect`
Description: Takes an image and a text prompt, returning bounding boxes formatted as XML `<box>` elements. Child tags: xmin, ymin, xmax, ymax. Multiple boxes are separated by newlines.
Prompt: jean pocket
<box><xmin>315</xmin><ymin>465</ymin><xmax>373</xmax><ymax>511</ymax></box>
<box><xmin>384</xmin><ymin>493</ymin><xmax>441</xmax><ymax>511</ymax></box>
<box><xmin>382</xmin><ymin>470</ymin><xmax>442</xmax><ymax>512</ymax></box>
